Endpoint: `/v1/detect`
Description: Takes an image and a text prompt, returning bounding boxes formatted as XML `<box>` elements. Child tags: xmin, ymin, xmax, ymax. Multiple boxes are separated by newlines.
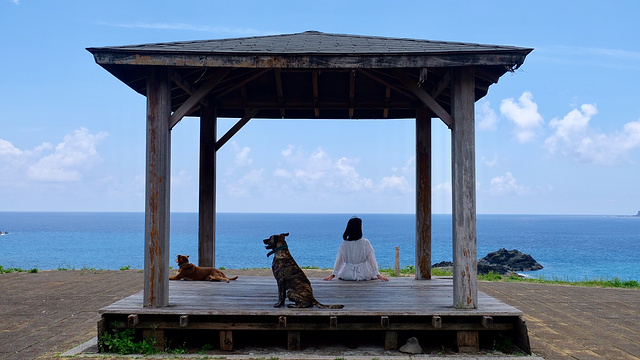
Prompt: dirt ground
<box><xmin>0</xmin><ymin>269</ymin><xmax>638</xmax><ymax>359</ymax></box>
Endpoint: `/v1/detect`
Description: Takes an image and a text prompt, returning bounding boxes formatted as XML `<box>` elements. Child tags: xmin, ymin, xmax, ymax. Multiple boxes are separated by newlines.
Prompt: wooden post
<box><xmin>288</xmin><ymin>331</ymin><xmax>301</xmax><ymax>350</ymax></box>
<box><xmin>199</xmin><ymin>104</ymin><xmax>216</xmax><ymax>267</ymax></box>
<box><xmin>456</xmin><ymin>330</ymin><xmax>479</xmax><ymax>353</ymax></box>
<box><xmin>144</xmin><ymin>68</ymin><xmax>171</xmax><ymax>308</ymax></box>
<box><xmin>416</xmin><ymin>107</ymin><xmax>432</xmax><ymax>280</ymax></box>
<box><xmin>220</xmin><ymin>330</ymin><xmax>233</xmax><ymax>351</ymax></box>
<box><xmin>394</xmin><ymin>246</ymin><xmax>400</xmax><ymax>277</ymax></box>
<box><xmin>451</xmin><ymin>66</ymin><xmax>477</xmax><ymax>309</ymax></box>
<box><xmin>384</xmin><ymin>331</ymin><xmax>398</xmax><ymax>350</ymax></box>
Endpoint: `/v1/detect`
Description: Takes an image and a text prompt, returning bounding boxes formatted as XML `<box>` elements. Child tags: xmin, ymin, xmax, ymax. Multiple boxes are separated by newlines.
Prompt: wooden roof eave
<box><xmin>87</xmin><ymin>49</ymin><xmax>531</xmax><ymax>70</ymax></box>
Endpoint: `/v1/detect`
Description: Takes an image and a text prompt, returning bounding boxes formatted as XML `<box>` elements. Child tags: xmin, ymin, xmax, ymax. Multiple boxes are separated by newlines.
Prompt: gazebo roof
<box><xmin>87</xmin><ymin>31</ymin><xmax>532</xmax><ymax>120</ymax></box>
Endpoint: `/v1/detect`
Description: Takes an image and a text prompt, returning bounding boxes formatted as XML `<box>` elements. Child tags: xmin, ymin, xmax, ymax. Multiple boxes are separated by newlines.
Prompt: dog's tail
<box><xmin>227</xmin><ymin>276</ymin><xmax>239</xmax><ymax>281</ymax></box>
<box><xmin>313</xmin><ymin>300</ymin><xmax>344</xmax><ymax>309</ymax></box>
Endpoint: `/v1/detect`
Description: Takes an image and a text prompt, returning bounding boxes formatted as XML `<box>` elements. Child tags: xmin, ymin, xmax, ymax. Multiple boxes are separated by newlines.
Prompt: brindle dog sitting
<box><xmin>264</xmin><ymin>233</ymin><xmax>343</xmax><ymax>309</ymax></box>
<box><xmin>169</xmin><ymin>254</ymin><xmax>238</xmax><ymax>283</ymax></box>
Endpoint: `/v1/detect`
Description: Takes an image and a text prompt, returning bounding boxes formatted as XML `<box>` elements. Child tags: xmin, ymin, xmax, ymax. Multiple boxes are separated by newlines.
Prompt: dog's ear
<box><xmin>282</xmin><ymin>232</ymin><xmax>289</xmax><ymax>237</ymax></box>
<box><xmin>186</xmin><ymin>255</ymin><xmax>190</xmax><ymax>260</ymax></box>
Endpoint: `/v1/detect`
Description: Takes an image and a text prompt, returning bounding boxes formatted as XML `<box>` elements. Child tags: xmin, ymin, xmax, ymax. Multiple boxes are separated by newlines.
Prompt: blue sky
<box><xmin>1</xmin><ymin>1</ymin><xmax>639</xmax><ymax>215</ymax></box>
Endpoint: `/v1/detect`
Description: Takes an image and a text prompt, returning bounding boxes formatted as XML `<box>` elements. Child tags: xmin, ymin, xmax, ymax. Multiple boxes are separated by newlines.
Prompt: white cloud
<box><xmin>226</xmin><ymin>169</ymin><xmax>264</xmax><ymax>197</ymax></box>
<box><xmin>234</xmin><ymin>145</ymin><xmax>253</xmax><ymax>167</ymax></box>
<box><xmin>489</xmin><ymin>172</ymin><xmax>528</xmax><ymax>196</ymax></box>
<box><xmin>481</xmin><ymin>154</ymin><xmax>499</xmax><ymax>168</ymax></box>
<box><xmin>544</xmin><ymin>104</ymin><xmax>640</xmax><ymax>165</ymax></box>
<box><xmin>433</xmin><ymin>181</ymin><xmax>452</xmax><ymax>194</ymax></box>
<box><xmin>500</xmin><ymin>91</ymin><xmax>544</xmax><ymax>143</ymax></box>
<box><xmin>18</xmin><ymin>127</ymin><xmax>107</xmax><ymax>182</ymax></box>
<box><xmin>379</xmin><ymin>175</ymin><xmax>410</xmax><ymax>194</ymax></box>
<box><xmin>335</xmin><ymin>157</ymin><xmax>374</xmax><ymax>191</ymax></box>
<box><xmin>477</xmin><ymin>101</ymin><xmax>499</xmax><ymax>131</ymax></box>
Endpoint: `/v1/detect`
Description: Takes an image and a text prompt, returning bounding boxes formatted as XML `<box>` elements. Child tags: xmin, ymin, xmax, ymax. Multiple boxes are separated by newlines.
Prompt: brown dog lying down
<box><xmin>264</xmin><ymin>233</ymin><xmax>343</xmax><ymax>309</ymax></box>
<box><xmin>169</xmin><ymin>254</ymin><xmax>238</xmax><ymax>283</ymax></box>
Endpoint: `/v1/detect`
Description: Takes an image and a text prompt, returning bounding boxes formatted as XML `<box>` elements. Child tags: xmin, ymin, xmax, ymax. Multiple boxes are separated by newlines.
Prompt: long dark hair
<box><xmin>343</xmin><ymin>216</ymin><xmax>362</xmax><ymax>241</ymax></box>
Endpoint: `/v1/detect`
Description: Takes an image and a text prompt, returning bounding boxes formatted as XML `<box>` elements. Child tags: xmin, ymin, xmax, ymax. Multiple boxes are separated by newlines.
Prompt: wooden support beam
<box><xmin>312</xmin><ymin>71</ymin><xmax>320</xmax><ymax>117</ymax></box>
<box><xmin>431</xmin><ymin>71</ymin><xmax>451</xmax><ymax>99</ymax></box>
<box><xmin>358</xmin><ymin>69</ymin><xmax>414</xmax><ymax>99</ymax></box>
<box><xmin>214</xmin><ymin>69</ymin><xmax>270</xmax><ymax>99</ymax></box>
<box><xmin>393</xmin><ymin>69</ymin><xmax>454</xmax><ymax>128</ymax></box>
<box><xmin>274</xmin><ymin>69</ymin><xmax>285</xmax><ymax>118</ymax></box>
<box><xmin>451</xmin><ymin>66</ymin><xmax>478</xmax><ymax>309</ymax></box>
<box><xmin>144</xmin><ymin>68</ymin><xmax>171</xmax><ymax>308</ymax></box>
<box><xmin>349</xmin><ymin>69</ymin><xmax>355</xmax><ymax>118</ymax></box>
<box><xmin>220</xmin><ymin>330</ymin><xmax>233</xmax><ymax>351</ymax></box>
<box><xmin>482</xmin><ymin>316</ymin><xmax>494</xmax><ymax>329</ymax></box>
<box><xmin>127</xmin><ymin>314</ymin><xmax>139</xmax><ymax>327</ymax></box>
<box><xmin>169</xmin><ymin>68</ymin><xmax>229</xmax><ymax>129</ymax></box>
<box><xmin>288</xmin><ymin>331</ymin><xmax>301</xmax><ymax>350</ymax></box>
<box><xmin>416</xmin><ymin>107</ymin><xmax>432</xmax><ymax>280</ymax></box>
<box><xmin>383</xmin><ymin>86</ymin><xmax>390</xmax><ymax>118</ymax></box>
<box><xmin>330</xmin><ymin>316</ymin><xmax>338</xmax><ymax>329</ymax></box>
<box><xmin>198</xmin><ymin>104</ymin><xmax>216</xmax><ymax>267</ymax></box>
<box><xmin>456</xmin><ymin>330</ymin><xmax>479</xmax><ymax>353</ymax></box>
<box><xmin>215</xmin><ymin>109</ymin><xmax>260</xmax><ymax>151</ymax></box>
<box><xmin>431</xmin><ymin>315</ymin><xmax>442</xmax><ymax>329</ymax></box>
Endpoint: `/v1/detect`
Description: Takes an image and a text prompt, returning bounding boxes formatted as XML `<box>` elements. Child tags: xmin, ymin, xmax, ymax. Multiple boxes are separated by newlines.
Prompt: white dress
<box><xmin>331</xmin><ymin>238</ymin><xmax>381</xmax><ymax>281</ymax></box>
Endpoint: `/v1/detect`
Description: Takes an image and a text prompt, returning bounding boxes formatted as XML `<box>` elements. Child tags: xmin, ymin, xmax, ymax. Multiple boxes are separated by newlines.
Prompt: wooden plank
<box><xmin>198</xmin><ymin>104</ymin><xmax>216</xmax><ymax>267</ymax></box>
<box><xmin>451</xmin><ymin>66</ymin><xmax>477</xmax><ymax>309</ymax></box>
<box><xmin>416</xmin><ymin>107</ymin><xmax>432</xmax><ymax>280</ymax></box>
<box><xmin>102</xmin><ymin>277</ymin><xmax>523</xmax><ymax>317</ymax></box>
<box><xmin>144</xmin><ymin>68</ymin><xmax>171</xmax><ymax>308</ymax></box>
<box><xmin>109</xmin><ymin>320</ymin><xmax>514</xmax><ymax>332</ymax></box>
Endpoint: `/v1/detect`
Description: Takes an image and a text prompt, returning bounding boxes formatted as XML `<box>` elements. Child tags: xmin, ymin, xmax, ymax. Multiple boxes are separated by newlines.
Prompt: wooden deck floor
<box><xmin>101</xmin><ymin>276</ymin><xmax>521</xmax><ymax>316</ymax></box>
<box><xmin>98</xmin><ymin>276</ymin><xmax>529</xmax><ymax>353</ymax></box>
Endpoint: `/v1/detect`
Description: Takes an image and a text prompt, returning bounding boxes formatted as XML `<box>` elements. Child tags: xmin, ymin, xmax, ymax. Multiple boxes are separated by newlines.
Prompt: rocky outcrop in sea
<box><xmin>432</xmin><ymin>248</ymin><xmax>543</xmax><ymax>276</ymax></box>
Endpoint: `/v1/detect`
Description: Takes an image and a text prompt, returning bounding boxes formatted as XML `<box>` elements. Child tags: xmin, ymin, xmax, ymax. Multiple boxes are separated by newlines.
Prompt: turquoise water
<box><xmin>0</xmin><ymin>212</ymin><xmax>638</xmax><ymax>281</ymax></box>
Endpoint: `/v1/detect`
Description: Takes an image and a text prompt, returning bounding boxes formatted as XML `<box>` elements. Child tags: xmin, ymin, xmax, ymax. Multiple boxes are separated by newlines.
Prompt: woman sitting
<box><xmin>323</xmin><ymin>216</ymin><xmax>389</xmax><ymax>282</ymax></box>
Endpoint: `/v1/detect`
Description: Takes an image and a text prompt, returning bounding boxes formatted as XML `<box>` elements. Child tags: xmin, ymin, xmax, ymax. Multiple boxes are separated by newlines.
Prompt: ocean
<box><xmin>0</xmin><ymin>212</ymin><xmax>639</xmax><ymax>281</ymax></box>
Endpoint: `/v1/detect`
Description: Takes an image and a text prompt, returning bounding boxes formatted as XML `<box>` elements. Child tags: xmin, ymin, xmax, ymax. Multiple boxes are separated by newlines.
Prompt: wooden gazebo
<box><xmin>88</xmin><ymin>31</ymin><xmax>532</xmax><ymax>352</ymax></box>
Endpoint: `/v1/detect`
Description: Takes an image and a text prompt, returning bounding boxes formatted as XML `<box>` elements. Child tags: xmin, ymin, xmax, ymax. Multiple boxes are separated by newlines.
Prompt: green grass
<box><xmin>0</xmin><ymin>265</ymin><xmax>38</xmax><ymax>274</ymax></box>
<box><xmin>380</xmin><ymin>266</ymin><xmax>639</xmax><ymax>289</ymax></box>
